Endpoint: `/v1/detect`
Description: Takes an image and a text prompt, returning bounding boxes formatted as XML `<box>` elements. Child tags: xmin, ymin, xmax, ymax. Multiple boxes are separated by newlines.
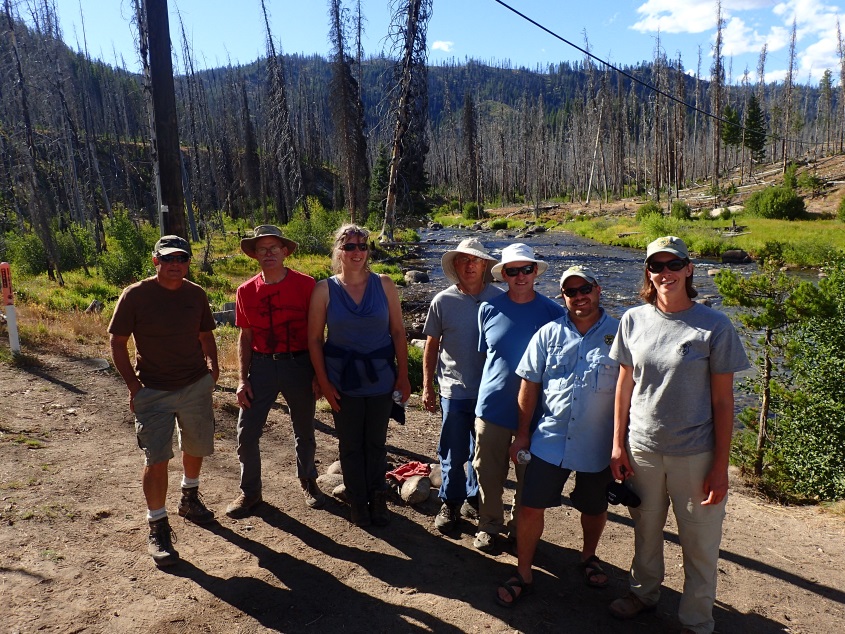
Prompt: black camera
<box><xmin>606</xmin><ymin>480</ymin><xmax>641</xmax><ymax>508</ymax></box>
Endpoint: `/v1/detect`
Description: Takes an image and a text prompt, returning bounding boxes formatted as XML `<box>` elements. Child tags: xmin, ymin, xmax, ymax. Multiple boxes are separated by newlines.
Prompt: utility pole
<box><xmin>143</xmin><ymin>0</ymin><xmax>186</xmax><ymax>237</ymax></box>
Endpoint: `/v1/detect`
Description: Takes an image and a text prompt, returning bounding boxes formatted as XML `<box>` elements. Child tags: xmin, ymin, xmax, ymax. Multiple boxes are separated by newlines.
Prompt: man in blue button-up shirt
<box><xmin>495</xmin><ymin>265</ymin><xmax>620</xmax><ymax>607</ymax></box>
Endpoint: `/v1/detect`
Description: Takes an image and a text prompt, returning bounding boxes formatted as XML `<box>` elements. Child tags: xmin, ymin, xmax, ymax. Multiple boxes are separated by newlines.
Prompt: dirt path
<box><xmin>1</xmin><ymin>353</ymin><xmax>843</xmax><ymax>633</ymax></box>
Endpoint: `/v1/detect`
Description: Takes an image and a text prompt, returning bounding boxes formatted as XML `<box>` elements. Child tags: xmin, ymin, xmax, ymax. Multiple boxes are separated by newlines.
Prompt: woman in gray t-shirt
<box><xmin>607</xmin><ymin>236</ymin><xmax>749</xmax><ymax>634</ymax></box>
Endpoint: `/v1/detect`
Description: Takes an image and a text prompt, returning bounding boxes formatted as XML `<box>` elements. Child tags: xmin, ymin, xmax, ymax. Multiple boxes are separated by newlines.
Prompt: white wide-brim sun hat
<box><xmin>441</xmin><ymin>238</ymin><xmax>497</xmax><ymax>284</ymax></box>
<box><xmin>490</xmin><ymin>243</ymin><xmax>548</xmax><ymax>282</ymax></box>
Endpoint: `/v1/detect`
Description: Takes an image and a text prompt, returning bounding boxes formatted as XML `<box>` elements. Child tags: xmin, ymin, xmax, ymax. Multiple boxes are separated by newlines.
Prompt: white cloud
<box><xmin>631</xmin><ymin>1</ymin><xmax>716</xmax><ymax>34</ymax></box>
<box><xmin>633</xmin><ymin>0</ymin><xmax>845</xmax><ymax>82</ymax></box>
<box><xmin>431</xmin><ymin>41</ymin><xmax>454</xmax><ymax>53</ymax></box>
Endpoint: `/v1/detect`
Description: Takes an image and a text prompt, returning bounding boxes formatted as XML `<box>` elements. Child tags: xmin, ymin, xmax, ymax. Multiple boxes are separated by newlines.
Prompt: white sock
<box><xmin>181</xmin><ymin>475</ymin><xmax>200</xmax><ymax>489</ymax></box>
<box><xmin>147</xmin><ymin>507</ymin><xmax>167</xmax><ymax>522</ymax></box>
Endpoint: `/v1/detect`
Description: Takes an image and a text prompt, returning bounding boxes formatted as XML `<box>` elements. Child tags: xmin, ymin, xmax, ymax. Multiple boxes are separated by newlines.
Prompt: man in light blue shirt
<box><xmin>495</xmin><ymin>265</ymin><xmax>620</xmax><ymax>608</ymax></box>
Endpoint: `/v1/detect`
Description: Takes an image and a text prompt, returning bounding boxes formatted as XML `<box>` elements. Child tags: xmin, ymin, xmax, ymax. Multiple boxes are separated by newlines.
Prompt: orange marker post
<box><xmin>0</xmin><ymin>262</ymin><xmax>21</xmax><ymax>355</ymax></box>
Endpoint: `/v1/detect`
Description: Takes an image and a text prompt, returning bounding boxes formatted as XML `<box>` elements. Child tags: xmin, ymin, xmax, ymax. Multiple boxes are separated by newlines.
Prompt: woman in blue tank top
<box><xmin>308</xmin><ymin>224</ymin><xmax>410</xmax><ymax>528</ymax></box>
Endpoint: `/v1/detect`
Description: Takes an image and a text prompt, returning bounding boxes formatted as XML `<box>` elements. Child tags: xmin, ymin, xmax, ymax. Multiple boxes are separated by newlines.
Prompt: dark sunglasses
<box><xmin>646</xmin><ymin>258</ymin><xmax>689</xmax><ymax>273</ymax></box>
<box><xmin>562</xmin><ymin>283</ymin><xmax>594</xmax><ymax>298</ymax></box>
<box><xmin>503</xmin><ymin>264</ymin><xmax>536</xmax><ymax>277</ymax></box>
<box><xmin>341</xmin><ymin>243</ymin><xmax>369</xmax><ymax>252</ymax></box>
<box><xmin>158</xmin><ymin>253</ymin><xmax>190</xmax><ymax>263</ymax></box>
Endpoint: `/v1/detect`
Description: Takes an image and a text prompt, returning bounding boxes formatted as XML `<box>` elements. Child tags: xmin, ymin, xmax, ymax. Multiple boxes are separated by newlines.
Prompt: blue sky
<box><xmin>50</xmin><ymin>0</ymin><xmax>845</xmax><ymax>85</ymax></box>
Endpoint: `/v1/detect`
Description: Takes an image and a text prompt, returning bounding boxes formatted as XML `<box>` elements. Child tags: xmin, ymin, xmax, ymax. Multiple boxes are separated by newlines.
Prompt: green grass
<box><xmin>12</xmin><ymin>435</ymin><xmax>44</xmax><ymax>449</ymax></box>
<box><xmin>565</xmin><ymin>213</ymin><xmax>845</xmax><ymax>266</ymax></box>
<box><xmin>431</xmin><ymin>212</ymin><xmax>529</xmax><ymax>231</ymax></box>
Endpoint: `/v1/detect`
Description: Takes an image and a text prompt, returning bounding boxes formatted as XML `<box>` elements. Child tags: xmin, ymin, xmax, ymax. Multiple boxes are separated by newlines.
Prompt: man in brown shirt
<box><xmin>109</xmin><ymin>235</ymin><xmax>219</xmax><ymax>567</ymax></box>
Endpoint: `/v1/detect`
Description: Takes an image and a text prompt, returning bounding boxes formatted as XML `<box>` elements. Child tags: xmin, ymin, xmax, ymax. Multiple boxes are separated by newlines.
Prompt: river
<box><xmin>405</xmin><ymin>226</ymin><xmax>759</xmax><ymax>317</ymax></box>
<box><xmin>401</xmin><ymin>226</ymin><xmax>759</xmax><ymax>416</ymax></box>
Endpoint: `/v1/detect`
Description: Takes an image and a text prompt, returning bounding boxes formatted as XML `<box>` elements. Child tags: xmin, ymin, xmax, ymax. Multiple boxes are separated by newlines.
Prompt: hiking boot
<box><xmin>460</xmin><ymin>497</ymin><xmax>479</xmax><ymax>521</ymax></box>
<box><xmin>300</xmin><ymin>478</ymin><xmax>326</xmax><ymax>509</ymax></box>
<box><xmin>369</xmin><ymin>489</ymin><xmax>391</xmax><ymax>527</ymax></box>
<box><xmin>147</xmin><ymin>518</ymin><xmax>179</xmax><ymax>567</ymax></box>
<box><xmin>225</xmin><ymin>491</ymin><xmax>263</xmax><ymax>519</ymax></box>
<box><xmin>350</xmin><ymin>503</ymin><xmax>371</xmax><ymax>527</ymax></box>
<box><xmin>609</xmin><ymin>592</ymin><xmax>656</xmax><ymax>620</ymax></box>
<box><xmin>434</xmin><ymin>502</ymin><xmax>460</xmax><ymax>533</ymax></box>
<box><xmin>473</xmin><ymin>530</ymin><xmax>495</xmax><ymax>552</ymax></box>
<box><xmin>178</xmin><ymin>487</ymin><xmax>215</xmax><ymax>524</ymax></box>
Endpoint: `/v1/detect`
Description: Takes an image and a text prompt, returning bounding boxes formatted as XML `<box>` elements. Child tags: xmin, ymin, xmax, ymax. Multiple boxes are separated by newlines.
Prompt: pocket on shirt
<box><xmin>595</xmin><ymin>363</ymin><xmax>618</xmax><ymax>393</ymax></box>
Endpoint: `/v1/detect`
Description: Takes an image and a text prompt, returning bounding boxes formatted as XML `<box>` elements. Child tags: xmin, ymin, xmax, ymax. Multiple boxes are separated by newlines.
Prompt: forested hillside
<box><xmin>0</xmin><ymin>0</ymin><xmax>841</xmax><ymax>253</ymax></box>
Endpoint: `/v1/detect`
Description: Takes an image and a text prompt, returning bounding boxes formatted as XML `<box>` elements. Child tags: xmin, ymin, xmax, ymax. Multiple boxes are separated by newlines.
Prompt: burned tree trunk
<box><xmin>141</xmin><ymin>0</ymin><xmax>186</xmax><ymax>237</ymax></box>
<box><xmin>381</xmin><ymin>0</ymin><xmax>432</xmax><ymax>241</ymax></box>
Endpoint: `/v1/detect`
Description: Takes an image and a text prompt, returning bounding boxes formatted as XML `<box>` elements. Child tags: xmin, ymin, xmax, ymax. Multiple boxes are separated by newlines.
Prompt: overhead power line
<box><xmin>491</xmin><ymin>0</ymin><xmax>809</xmax><ymax>147</ymax></box>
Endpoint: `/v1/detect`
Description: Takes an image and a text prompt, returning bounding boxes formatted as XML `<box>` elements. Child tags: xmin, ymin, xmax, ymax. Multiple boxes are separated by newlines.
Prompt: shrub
<box><xmin>283</xmin><ymin>198</ymin><xmax>346</xmax><ymax>254</ymax></box>
<box><xmin>5</xmin><ymin>231</ymin><xmax>48</xmax><ymax>275</ymax></box>
<box><xmin>489</xmin><ymin>219</ymin><xmax>508</xmax><ymax>230</ymax></box>
<box><xmin>635</xmin><ymin>200</ymin><xmax>662</xmax><ymax>222</ymax></box>
<box><xmin>744</xmin><ymin>186</ymin><xmax>805</xmax><ymax>220</ymax></box>
<box><xmin>638</xmin><ymin>213</ymin><xmax>679</xmax><ymax>240</ymax></box>
<box><xmin>462</xmin><ymin>202</ymin><xmax>480</xmax><ymax>220</ymax></box>
<box><xmin>783</xmin><ymin>162</ymin><xmax>798</xmax><ymax>190</ymax></box>
<box><xmin>55</xmin><ymin>223</ymin><xmax>97</xmax><ymax>271</ymax></box>
<box><xmin>797</xmin><ymin>171</ymin><xmax>824</xmax><ymax>193</ymax></box>
<box><xmin>394</xmin><ymin>228</ymin><xmax>420</xmax><ymax>243</ymax></box>
<box><xmin>98</xmin><ymin>209</ymin><xmax>157</xmax><ymax>286</ymax></box>
<box><xmin>720</xmin><ymin>208</ymin><xmax>732</xmax><ymax>220</ymax></box>
<box><xmin>670</xmin><ymin>200</ymin><xmax>691</xmax><ymax>220</ymax></box>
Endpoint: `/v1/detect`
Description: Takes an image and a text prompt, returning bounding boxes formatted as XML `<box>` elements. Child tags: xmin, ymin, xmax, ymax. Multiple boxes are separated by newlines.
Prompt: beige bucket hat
<box><xmin>241</xmin><ymin>225</ymin><xmax>298</xmax><ymax>259</ymax></box>
<box><xmin>441</xmin><ymin>238</ymin><xmax>497</xmax><ymax>284</ymax></box>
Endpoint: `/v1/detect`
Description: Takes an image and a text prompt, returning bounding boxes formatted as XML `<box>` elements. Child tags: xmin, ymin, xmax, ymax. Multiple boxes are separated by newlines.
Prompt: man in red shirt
<box><xmin>226</xmin><ymin>225</ymin><xmax>325</xmax><ymax>518</ymax></box>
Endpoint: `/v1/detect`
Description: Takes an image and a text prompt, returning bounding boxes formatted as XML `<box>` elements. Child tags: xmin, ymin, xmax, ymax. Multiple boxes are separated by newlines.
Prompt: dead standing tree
<box><xmin>381</xmin><ymin>0</ymin><xmax>431</xmax><ymax>242</ymax></box>
<box><xmin>3</xmin><ymin>0</ymin><xmax>63</xmax><ymax>285</ymax></box>
<box><xmin>328</xmin><ymin>0</ymin><xmax>369</xmax><ymax>225</ymax></box>
<box><xmin>138</xmin><ymin>0</ymin><xmax>187</xmax><ymax>237</ymax></box>
<box><xmin>260</xmin><ymin>0</ymin><xmax>305</xmax><ymax>223</ymax></box>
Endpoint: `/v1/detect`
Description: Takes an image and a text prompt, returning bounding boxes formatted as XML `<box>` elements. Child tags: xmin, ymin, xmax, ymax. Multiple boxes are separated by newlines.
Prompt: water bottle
<box><xmin>392</xmin><ymin>390</ymin><xmax>406</xmax><ymax>408</ymax></box>
<box><xmin>516</xmin><ymin>449</ymin><xmax>532</xmax><ymax>464</ymax></box>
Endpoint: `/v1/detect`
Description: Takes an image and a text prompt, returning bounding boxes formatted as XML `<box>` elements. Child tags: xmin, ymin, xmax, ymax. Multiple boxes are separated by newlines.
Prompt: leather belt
<box><xmin>252</xmin><ymin>350</ymin><xmax>309</xmax><ymax>360</ymax></box>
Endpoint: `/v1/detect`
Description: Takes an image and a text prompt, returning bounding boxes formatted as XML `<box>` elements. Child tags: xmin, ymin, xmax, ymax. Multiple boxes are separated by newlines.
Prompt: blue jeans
<box><xmin>236</xmin><ymin>354</ymin><xmax>317</xmax><ymax>495</ymax></box>
<box><xmin>437</xmin><ymin>397</ymin><xmax>478</xmax><ymax>504</ymax></box>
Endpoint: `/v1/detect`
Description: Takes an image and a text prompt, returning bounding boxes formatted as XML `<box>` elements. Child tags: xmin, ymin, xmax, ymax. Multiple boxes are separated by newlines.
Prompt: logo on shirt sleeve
<box><xmin>677</xmin><ymin>342</ymin><xmax>690</xmax><ymax>356</ymax></box>
<box><xmin>604</xmin><ymin>334</ymin><xmax>615</xmax><ymax>346</ymax></box>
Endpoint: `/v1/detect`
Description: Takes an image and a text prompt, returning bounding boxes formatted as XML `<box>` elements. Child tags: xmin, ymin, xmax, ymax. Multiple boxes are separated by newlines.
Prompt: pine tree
<box><xmin>743</xmin><ymin>94</ymin><xmax>766</xmax><ymax>163</ymax></box>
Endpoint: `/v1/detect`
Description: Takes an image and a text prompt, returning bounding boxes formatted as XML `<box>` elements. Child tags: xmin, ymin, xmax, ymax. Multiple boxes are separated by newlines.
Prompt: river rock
<box><xmin>707</xmin><ymin>268</ymin><xmax>720</xmax><ymax>276</ymax></box>
<box><xmin>428</xmin><ymin>463</ymin><xmax>442</xmax><ymax>488</ymax></box>
<box><xmin>317</xmin><ymin>473</ymin><xmax>344</xmax><ymax>492</ymax></box>
<box><xmin>428</xmin><ymin>222</ymin><xmax>443</xmax><ymax>231</ymax></box>
<box><xmin>399</xmin><ymin>475</ymin><xmax>431</xmax><ymax>504</ymax></box>
<box><xmin>404</xmin><ymin>270</ymin><xmax>429</xmax><ymax>284</ymax></box>
<box><xmin>721</xmin><ymin>249</ymin><xmax>752</xmax><ymax>264</ymax></box>
<box><xmin>332</xmin><ymin>483</ymin><xmax>348</xmax><ymax>502</ymax></box>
